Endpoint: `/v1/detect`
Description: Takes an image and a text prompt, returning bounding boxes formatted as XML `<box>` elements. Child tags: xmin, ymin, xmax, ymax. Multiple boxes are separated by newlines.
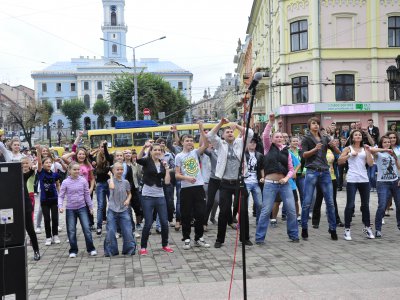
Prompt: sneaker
<box><xmin>301</xmin><ymin>229</ymin><xmax>308</xmax><ymax>239</ymax></box>
<box><xmin>375</xmin><ymin>231</ymin><xmax>382</xmax><ymax>238</ymax></box>
<box><xmin>214</xmin><ymin>241</ymin><xmax>222</xmax><ymax>248</ymax></box>
<box><xmin>96</xmin><ymin>229</ymin><xmax>102</xmax><ymax>236</ymax></box>
<box><xmin>312</xmin><ymin>224</ymin><xmax>319</xmax><ymax>229</ymax></box>
<box><xmin>243</xmin><ymin>240</ymin><xmax>253</xmax><ymax>246</ymax></box>
<box><xmin>329</xmin><ymin>229</ymin><xmax>338</xmax><ymax>240</ymax></box>
<box><xmin>53</xmin><ymin>235</ymin><xmax>61</xmax><ymax>244</ymax></box>
<box><xmin>134</xmin><ymin>232</ymin><xmax>141</xmax><ymax>238</ymax></box>
<box><xmin>183</xmin><ymin>239</ymin><xmax>191</xmax><ymax>250</ymax></box>
<box><xmin>90</xmin><ymin>250</ymin><xmax>97</xmax><ymax>256</ymax></box>
<box><xmin>45</xmin><ymin>238</ymin><xmax>52</xmax><ymax>246</ymax></box>
<box><xmin>194</xmin><ymin>237</ymin><xmax>210</xmax><ymax>248</ymax></box>
<box><xmin>290</xmin><ymin>238</ymin><xmax>300</xmax><ymax>243</ymax></box>
<box><xmin>33</xmin><ymin>251</ymin><xmax>41</xmax><ymax>261</ymax></box>
<box><xmin>139</xmin><ymin>248</ymin><xmax>148</xmax><ymax>256</ymax></box>
<box><xmin>58</xmin><ymin>226</ymin><xmax>63</xmax><ymax>232</ymax></box>
<box><xmin>162</xmin><ymin>246</ymin><xmax>174</xmax><ymax>253</ymax></box>
<box><xmin>35</xmin><ymin>228</ymin><xmax>41</xmax><ymax>234</ymax></box>
<box><xmin>255</xmin><ymin>241</ymin><xmax>265</xmax><ymax>245</ymax></box>
<box><xmin>69</xmin><ymin>253</ymin><xmax>77</xmax><ymax>258</ymax></box>
<box><xmin>382</xmin><ymin>218</ymin><xmax>385</xmax><ymax>225</ymax></box>
<box><xmin>270</xmin><ymin>219</ymin><xmax>277</xmax><ymax>228</ymax></box>
<box><xmin>344</xmin><ymin>228</ymin><xmax>352</xmax><ymax>241</ymax></box>
<box><xmin>115</xmin><ymin>233</ymin><xmax>121</xmax><ymax>239</ymax></box>
<box><xmin>363</xmin><ymin>227</ymin><xmax>375</xmax><ymax>239</ymax></box>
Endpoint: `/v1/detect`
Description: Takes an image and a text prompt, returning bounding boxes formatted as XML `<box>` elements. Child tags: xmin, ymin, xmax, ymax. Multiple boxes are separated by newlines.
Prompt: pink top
<box><xmin>79</xmin><ymin>164</ymin><xmax>93</xmax><ymax>183</ymax></box>
<box><xmin>262</xmin><ymin>123</ymin><xmax>294</xmax><ymax>178</ymax></box>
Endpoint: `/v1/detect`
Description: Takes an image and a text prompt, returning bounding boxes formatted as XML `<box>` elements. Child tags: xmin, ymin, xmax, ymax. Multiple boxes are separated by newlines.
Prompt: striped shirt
<box><xmin>58</xmin><ymin>175</ymin><xmax>93</xmax><ymax>210</ymax></box>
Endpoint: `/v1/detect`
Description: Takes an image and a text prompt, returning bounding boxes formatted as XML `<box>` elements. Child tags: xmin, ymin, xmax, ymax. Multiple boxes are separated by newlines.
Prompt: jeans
<box><xmin>301</xmin><ymin>170</ymin><xmax>336</xmax><ymax>231</ymax></box>
<box><xmin>175</xmin><ymin>181</ymin><xmax>182</xmax><ymax>222</ymax></box>
<box><xmin>375</xmin><ymin>180</ymin><xmax>400</xmax><ymax>231</ymax></box>
<box><xmin>141</xmin><ymin>196</ymin><xmax>169</xmax><ymax>248</ymax></box>
<box><xmin>256</xmin><ymin>182</ymin><xmax>298</xmax><ymax>242</ymax></box>
<box><xmin>312</xmin><ymin>179</ymin><xmax>341</xmax><ymax>225</ymax></box>
<box><xmin>295</xmin><ymin>176</ymin><xmax>305</xmax><ymax>204</ymax></box>
<box><xmin>104</xmin><ymin>209</ymin><xmax>136</xmax><ymax>256</ymax></box>
<box><xmin>66</xmin><ymin>207</ymin><xmax>95</xmax><ymax>254</ymax></box>
<box><xmin>180</xmin><ymin>186</ymin><xmax>206</xmax><ymax>241</ymax></box>
<box><xmin>163</xmin><ymin>184</ymin><xmax>175</xmax><ymax>222</ymax></box>
<box><xmin>344</xmin><ymin>182</ymin><xmax>370</xmax><ymax>228</ymax></box>
<box><xmin>367</xmin><ymin>164</ymin><xmax>377</xmax><ymax>189</ymax></box>
<box><xmin>245</xmin><ymin>182</ymin><xmax>262</xmax><ymax>224</ymax></box>
<box><xmin>206</xmin><ymin>178</ymin><xmax>220</xmax><ymax>224</ymax></box>
<box><xmin>41</xmin><ymin>202</ymin><xmax>59</xmax><ymax>238</ymax></box>
<box><xmin>96</xmin><ymin>182</ymin><xmax>109</xmax><ymax>229</ymax></box>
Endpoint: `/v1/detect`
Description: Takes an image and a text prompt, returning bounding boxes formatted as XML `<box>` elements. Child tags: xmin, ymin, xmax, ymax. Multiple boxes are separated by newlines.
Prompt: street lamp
<box><xmin>386</xmin><ymin>55</ymin><xmax>400</xmax><ymax>100</ymax></box>
<box><xmin>100</xmin><ymin>36</ymin><xmax>166</xmax><ymax>120</ymax></box>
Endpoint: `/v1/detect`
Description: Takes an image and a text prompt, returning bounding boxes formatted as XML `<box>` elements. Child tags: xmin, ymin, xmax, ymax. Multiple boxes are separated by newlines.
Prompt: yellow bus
<box><xmin>0</xmin><ymin>129</ymin><xmax>4</xmax><ymax>136</ymax></box>
<box><xmin>88</xmin><ymin>122</ymin><xmax>226</xmax><ymax>153</ymax></box>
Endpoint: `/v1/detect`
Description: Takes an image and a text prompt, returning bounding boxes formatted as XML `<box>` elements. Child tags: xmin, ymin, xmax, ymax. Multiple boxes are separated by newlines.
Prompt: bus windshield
<box><xmin>90</xmin><ymin>134</ymin><xmax>112</xmax><ymax>148</ymax></box>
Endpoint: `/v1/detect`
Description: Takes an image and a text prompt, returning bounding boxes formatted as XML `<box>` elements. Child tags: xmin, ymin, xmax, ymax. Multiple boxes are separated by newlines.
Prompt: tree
<box><xmin>60</xmin><ymin>99</ymin><xmax>87</xmax><ymax>136</ymax></box>
<box><xmin>93</xmin><ymin>99</ymin><xmax>110</xmax><ymax>129</ymax></box>
<box><xmin>108</xmin><ymin>72</ymin><xmax>189</xmax><ymax>123</ymax></box>
<box><xmin>9</xmin><ymin>101</ymin><xmax>50</xmax><ymax>148</ymax></box>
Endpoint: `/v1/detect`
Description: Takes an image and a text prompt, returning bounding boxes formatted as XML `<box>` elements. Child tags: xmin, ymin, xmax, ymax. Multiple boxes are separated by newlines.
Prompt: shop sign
<box><xmin>317</xmin><ymin>102</ymin><xmax>398</xmax><ymax>112</ymax></box>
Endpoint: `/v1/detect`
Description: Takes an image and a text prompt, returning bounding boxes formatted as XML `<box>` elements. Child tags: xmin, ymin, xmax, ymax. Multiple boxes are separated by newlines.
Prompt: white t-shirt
<box><xmin>346</xmin><ymin>146</ymin><xmax>369</xmax><ymax>183</ymax></box>
<box><xmin>244</xmin><ymin>152</ymin><xmax>258</xmax><ymax>184</ymax></box>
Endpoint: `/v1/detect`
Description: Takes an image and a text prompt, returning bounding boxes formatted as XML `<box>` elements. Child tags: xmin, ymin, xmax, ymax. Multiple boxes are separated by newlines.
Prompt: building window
<box><xmin>84</xmin><ymin>81</ymin><xmax>89</xmax><ymax>90</ymax></box>
<box><xmin>111</xmin><ymin>6</ymin><xmax>117</xmax><ymax>26</ymax></box>
<box><xmin>290</xmin><ymin>20</ymin><xmax>308</xmax><ymax>52</ymax></box>
<box><xmin>56</xmin><ymin>83</ymin><xmax>62</xmax><ymax>92</ymax></box>
<box><xmin>56</xmin><ymin>98</ymin><xmax>63</xmax><ymax>110</ymax></box>
<box><xmin>84</xmin><ymin>94</ymin><xmax>90</xmax><ymax>109</ymax></box>
<box><xmin>112</xmin><ymin>44</ymin><xmax>117</xmax><ymax>53</ymax></box>
<box><xmin>335</xmin><ymin>74</ymin><xmax>355</xmax><ymax>101</ymax></box>
<box><xmin>71</xmin><ymin>83</ymin><xmax>76</xmax><ymax>92</ymax></box>
<box><xmin>97</xmin><ymin>94</ymin><xmax>104</xmax><ymax>100</ymax></box>
<box><xmin>41</xmin><ymin>83</ymin><xmax>47</xmax><ymax>93</ymax></box>
<box><xmin>178</xmin><ymin>82</ymin><xmax>183</xmax><ymax>90</ymax></box>
<box><xmin>97</xmin><ymin>81</ymin><xmax>103</xmax><ymax>90</ymax></box>
<box><xmin>292</xmin><ymin>76</ymin><xmax>308</xmax><ymax>104</ymax></box>
<box><xmin>388</xmin><ymin>16</ymin><xmax>400</xmax><ymax>47</ymax></box>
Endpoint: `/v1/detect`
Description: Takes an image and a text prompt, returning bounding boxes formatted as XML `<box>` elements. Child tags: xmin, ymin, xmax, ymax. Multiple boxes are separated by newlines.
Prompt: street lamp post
<box><xmin>386</xmin><ymin>55</ymin><xmax>400</xmax><ymax>100</ymax></box>
<box><xmin>100</xmin><ymin>36</ymin><xmax>166</xmax><ymax>120</ymax></box>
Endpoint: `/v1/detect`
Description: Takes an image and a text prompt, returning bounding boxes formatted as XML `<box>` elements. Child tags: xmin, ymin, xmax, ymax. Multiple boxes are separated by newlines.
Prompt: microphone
<box><xmin>247</xmin><ymin>72</ymin><xmax>263</xmax><ymax>91</ymax></box>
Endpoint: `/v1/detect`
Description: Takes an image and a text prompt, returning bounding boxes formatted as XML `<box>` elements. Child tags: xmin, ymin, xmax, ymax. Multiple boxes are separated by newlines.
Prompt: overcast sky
<box><xmin>0</xmin><ymin>0</ymin><xmax>253</xmax><ymax>101</ymax></box>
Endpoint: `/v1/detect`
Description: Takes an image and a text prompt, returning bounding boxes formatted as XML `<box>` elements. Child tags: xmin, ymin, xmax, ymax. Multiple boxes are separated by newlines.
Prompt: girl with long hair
<box><xmin>0</xmin><ymin>136</ymin><xmax>24</xmax><ymax>162</ymax></box>
<box><xmin>338</xmin><ymin>129</ymin><xmax>374</xmax><ymax>241</ymax></box>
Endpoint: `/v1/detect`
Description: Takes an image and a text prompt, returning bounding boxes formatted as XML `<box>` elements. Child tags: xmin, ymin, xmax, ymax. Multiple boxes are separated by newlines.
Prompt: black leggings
<box><xmin>205</xmin><ymin>178</ymin><xmax>221</xmax><ymax>225</ymax></box>
<box><xmin>25</xmin><ymin>211</ymin><xmax>39</xmax><ymax>252</ymax></box>
<box><xmin>41</xmin><ymin>203</ymin><xmax>59</xmax><ymax>238</ymax></box>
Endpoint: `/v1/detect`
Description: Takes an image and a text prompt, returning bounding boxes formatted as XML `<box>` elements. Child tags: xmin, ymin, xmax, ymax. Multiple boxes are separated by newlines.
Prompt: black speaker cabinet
<box><xmin>0</xmin><ymin>162</ymin><xmax>25</xmax><ymax>247</ymax></box>
<box><xmin>0</xmin><ymin>244</ymin><xmax>27</xmax><ymax>300</ymax></box>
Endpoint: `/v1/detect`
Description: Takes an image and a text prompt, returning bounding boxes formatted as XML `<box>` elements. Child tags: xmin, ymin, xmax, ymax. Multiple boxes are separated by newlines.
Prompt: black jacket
<box><xmin>136</xmin><ymin>156</ymin><xmax>166</xmax><ymax>187</ymax></box>
<box><xmin>264</xmin><ymin>144</ymin><xmax>289</xmax><ymax>176</ymax></box>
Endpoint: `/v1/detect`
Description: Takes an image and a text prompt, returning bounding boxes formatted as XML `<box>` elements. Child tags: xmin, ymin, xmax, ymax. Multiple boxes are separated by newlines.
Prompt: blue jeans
<box><xmin>295</xmin><ymin>176</ymin><xmax>305</xmax><ymax>204</ymax></box>
<box><xmin>375</xmin><ymin>180</ymin><xmax>400</xmax><ymax>231</ymax></box>
<box><xmin>344</xmin><ymin>182</ymin><xmax>370</xmax><ymax>228</ymax></box>
<box><xmin>367</xmin><ymin>165</ymin><xmax>377</xmax><ymax>189</ymax></box>
<box><xmin>66</xmin><ymin>207</ymin><xmax>95</xmax><ymax>254</ymax></box>
<box><xmin>141</xmin><ymin>196</ymin><xmax>169</xmax><ymax>249</ymax></box>
<box><xmin>246</xmin><ymin>182</ymin><xmax>262</xmax><ymax>224</ymax></box>
<box><xmin>104</xmin><ymin>209</ymin><xmax>136</xmax><ymax>256</ymax></box>
<box><xmin>96</xmin><ymin>182</ymin><xmax>109</xmax><ymax>229</ymax></box>
<box><xmin>301</xmin><ymin>170</ymin><xmax>336</xmax><ymax>231</ymax></box>
<box><xmin>256</xmin><ymin>182</ymin><xmax>299</xmax><ymax>242</ymax></box>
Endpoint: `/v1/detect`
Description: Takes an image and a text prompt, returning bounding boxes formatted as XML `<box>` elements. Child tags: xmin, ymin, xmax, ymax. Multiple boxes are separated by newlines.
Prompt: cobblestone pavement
<box><xmin>25</xmin><ymin>190</ymin><xmax>400</xmax><ymax>299</ymax></box>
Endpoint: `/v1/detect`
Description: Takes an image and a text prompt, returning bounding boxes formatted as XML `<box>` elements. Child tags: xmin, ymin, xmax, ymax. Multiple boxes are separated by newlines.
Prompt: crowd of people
<box><xmin>0</xmin><ymin>115</ymin><xmax>399</xmax><ymax>261</ymax></box>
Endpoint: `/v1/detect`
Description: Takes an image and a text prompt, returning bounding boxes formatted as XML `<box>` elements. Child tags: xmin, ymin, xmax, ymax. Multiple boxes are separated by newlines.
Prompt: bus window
<box><xmin>193</xmin><ymin>129</ymin><xmax>200</xmax><ymax>143</ymax></box>
<box><xmin>90</xmin><ymin>134</ymin><xmax>112</xmax><ymax>149</ymax></box>
<box><xmin>153</xmin><ymin>131</ymin><xmax>169</xmax><ymax>141</ymax></box>
<box><xmin>113</xmin><ymin>133</ymin><xmax>133</xmax><ymax>147</ymax></box>
<box><xmin>133</xmin><ymin>132</ymin><xmax>152</xmax><ymax>146</ymax></box>
<box><xmin>178</xmin><ymin>130</ymin><xmax>191</xmax><ymax>138</ymax></box>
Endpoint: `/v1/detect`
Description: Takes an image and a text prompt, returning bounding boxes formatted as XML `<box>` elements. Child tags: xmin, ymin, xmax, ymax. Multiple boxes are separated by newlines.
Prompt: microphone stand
<box><xmin>234</xmin><ymin>85</ymin><xmax>257</xmax><ymax>300</ymax></box>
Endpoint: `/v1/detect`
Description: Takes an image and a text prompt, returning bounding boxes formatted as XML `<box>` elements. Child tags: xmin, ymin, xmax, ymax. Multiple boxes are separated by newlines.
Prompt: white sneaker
<box><xmin>382</xmin><ymin>218</ymin><xmax>385</xmax><ymax>225</ymax></box>
<box><xmin>194</xmin><ymin>237</ymin><xmax>210</xmax><ymax>248</ymax></box>
<box><xmin>90</xmin><ymin>250</ymin><xmax>97</xmax><ymax>256</ymax></box>
<box><xmin>53</xmin><ymin>235</ymin><xmax>61</xmax><ymax>244</ymax></box>
<box><xmin>58</xmin><ymin>226</ymin><xmax>63</xmax><ymax>232</ymax></box>
<box><xmin>344</xmin><ymin>229</ymin><xmax>352</xmax><ymax>241</ymax></box>
<box><xmin>363</xmin><ymin>227</ymin><xmax>375</xmax><ymax>239</ymax></box>
<box><xmin>45</xmin><ymin>238</ymin><xmax>52</xmax><ymax>246</ymax></box>
<box><xmin>135</xmin><ymin>232</ymin><xmax>141</xmax><ymax>238</ymax></box>
<box><xmin>69</xmin><ymin>253</ymin><xmax>77</xmax><ymax>258</ymax></box>
<box><xmin>115</xmin><ymin>233</ymin><xmax>121</xmax><ymax>239</ymax></box>
<box><xmin>183</xmin><ymin>239</ymin><xmax>191</xmax><ymax>250</ymax></box>
<box><xmin>35</xmin><ymin>228</ymin><xmax>41</xmax><ymax>234</ymax></box>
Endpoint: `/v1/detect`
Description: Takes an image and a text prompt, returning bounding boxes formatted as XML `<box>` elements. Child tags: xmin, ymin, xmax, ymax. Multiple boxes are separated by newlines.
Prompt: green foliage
<box><xmin>60</xmin><ymin>99</ymin><xmax>87</xmax><ymax>135</ymax></box>
<box><xmin>41</xmin><ymin>100</ymin><xmax>54</xmax><ymax>125</ymax></box>
<box><xmin>93</xmin><ymin>99</ymin><xmax>110</xmax><ymax>129</ymax></box>
<box><xmin>108</xmin><ymin>72</ymin><xmax>189</xmax><ymax>123</ymax></box>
